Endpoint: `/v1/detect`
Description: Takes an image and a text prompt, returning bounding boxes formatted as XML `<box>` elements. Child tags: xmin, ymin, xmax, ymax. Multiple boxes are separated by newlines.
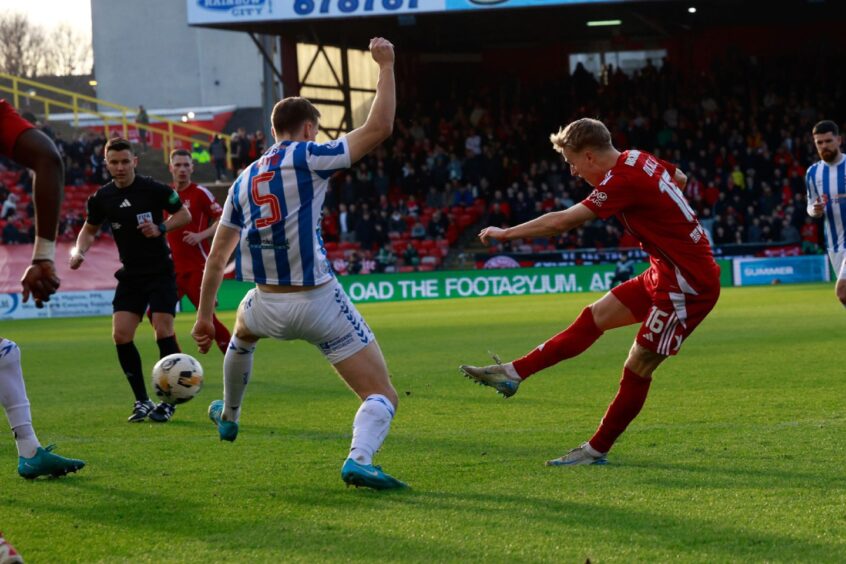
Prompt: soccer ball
<box><xmin>151</xmin><ymin>353</ymin><xmax>204</xmax><ymax>404</ymax></box>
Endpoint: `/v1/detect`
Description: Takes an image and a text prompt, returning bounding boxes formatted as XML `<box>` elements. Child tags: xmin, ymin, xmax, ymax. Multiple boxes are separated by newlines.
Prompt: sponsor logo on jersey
<box><xmin>588</xmin><ymin>190</ymin><xmax>608</xmax><ymax>206</ymax></box>
<box><xmin>111</xmin><ymin>222</ymin><xmax>122</xmax><ymax>231</ymax></box>
<box><xmin>249</xmin><ymin>238</ymin><xmax>289</xmax><ymax>251</ymax></box>
<box><xmin>119</xmin><ymin>199</ymin><xmax>132</xmax><ymax>208</ymax></box>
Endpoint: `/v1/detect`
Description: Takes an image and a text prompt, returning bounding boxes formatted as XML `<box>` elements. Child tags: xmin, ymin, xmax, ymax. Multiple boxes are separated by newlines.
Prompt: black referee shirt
<box><xmin>86</xmin><ymin>175</ymin><xmax>184</xmax><ymax>275</ymax></box>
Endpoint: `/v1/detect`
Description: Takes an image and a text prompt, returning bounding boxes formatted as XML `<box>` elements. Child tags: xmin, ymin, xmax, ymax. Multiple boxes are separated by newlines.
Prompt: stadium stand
<box><xmin>1</xmin><ymin>43</ymin><xmax>844</xmax><ymax>272</ymax></box>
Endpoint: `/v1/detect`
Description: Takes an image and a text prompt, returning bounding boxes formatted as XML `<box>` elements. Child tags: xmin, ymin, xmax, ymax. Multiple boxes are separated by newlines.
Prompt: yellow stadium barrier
<box><xmin>0</xmin><ymin>72</ymin><xmax>232</xmax><ymax>167</ymax></box>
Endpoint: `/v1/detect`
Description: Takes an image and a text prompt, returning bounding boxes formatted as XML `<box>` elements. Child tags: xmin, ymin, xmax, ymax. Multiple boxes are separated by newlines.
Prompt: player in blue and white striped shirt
<box><xmin>806</xmin><ymin>119</ymin><xmax>846</xmax><ymax>307</ymax></box>
<box><xmin>192</xmin><ymin>38</ymin><xmax>407</xmax><ymax>490</ymax></box>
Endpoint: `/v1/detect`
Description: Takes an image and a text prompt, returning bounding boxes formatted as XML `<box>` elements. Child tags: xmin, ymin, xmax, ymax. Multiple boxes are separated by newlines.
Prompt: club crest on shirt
<box><xmin>136</xmin><ymin>212</ymin><xmax>153</xmax><ymax>224</ymax></box>
<box><xmin>588</xmin><ymin>190</ymin><xmax>608</xmax><ymax>206</ymax></box>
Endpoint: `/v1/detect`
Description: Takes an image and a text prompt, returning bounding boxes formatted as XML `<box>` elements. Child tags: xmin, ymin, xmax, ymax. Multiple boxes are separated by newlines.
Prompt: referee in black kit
<box><xmin>70</xmin><ymin>137</ymin><xmax>191</xmax><ymax>423</ymax></box>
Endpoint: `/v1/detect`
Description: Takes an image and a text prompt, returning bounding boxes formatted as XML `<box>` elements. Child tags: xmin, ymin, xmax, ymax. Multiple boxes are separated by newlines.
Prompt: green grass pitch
<box><xmin>2</xmin><ymin>283</ymin><xmax>845</xmax><ymax>562</ymax></box>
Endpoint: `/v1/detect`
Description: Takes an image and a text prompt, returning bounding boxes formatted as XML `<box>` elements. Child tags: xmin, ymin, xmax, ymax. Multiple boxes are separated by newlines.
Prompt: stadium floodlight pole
<box><xmin>261</xmin><ymin>34</ymin><xmax>278</xmax><ymax>142</ymax></box>
<box><xmin>249</xmin><ymin>32</ymin><xmax>284</xmax><ymax>142</ymax></box>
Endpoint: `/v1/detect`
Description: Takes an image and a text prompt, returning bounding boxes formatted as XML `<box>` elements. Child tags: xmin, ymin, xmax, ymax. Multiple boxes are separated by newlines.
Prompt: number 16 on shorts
<box><xmin>639</xmin><ymin>306</ymin><xmax>684</xmax><ymax>355</ymax></box>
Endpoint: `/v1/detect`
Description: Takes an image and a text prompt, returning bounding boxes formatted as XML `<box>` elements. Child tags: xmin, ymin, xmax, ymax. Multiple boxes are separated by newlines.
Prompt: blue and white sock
<box><xmin>0</xmin><ymin>339</ymin><xmax>40</xmax><ymax>458</ymax></box>
<box><xmin>349</xmin><ymin>394</ymin><xmax>395</xmax><ymax>466</ymax></box>
<box><xmin>223</xmin><ymin>336</ymin><xmax>256</xmax><ymax>422</ymax></box>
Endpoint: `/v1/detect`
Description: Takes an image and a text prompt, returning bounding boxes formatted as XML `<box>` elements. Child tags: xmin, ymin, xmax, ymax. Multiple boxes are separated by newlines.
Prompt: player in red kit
<box><xmin>0</xmin><ymin>99</ymin><xmax>85</xmax><ymax>480</ymax></box>
<box><xmin>460</xmin><ymin>118</ymin><xmax>720</xmax><ymax>466</ymax></box>
<box><xmin>167</xmin><ymin>149</ymin><xmax>231</xmax><ymax>353</ymax></box>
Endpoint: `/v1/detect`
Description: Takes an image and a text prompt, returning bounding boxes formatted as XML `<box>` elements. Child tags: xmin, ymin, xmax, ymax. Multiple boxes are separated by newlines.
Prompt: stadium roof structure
<box><xmin>187</xmin><ymin>0</ymin><xmax>842</xmax><ymax>136</ymax></box>
<box><xmin>188</xmin><ymin>0</ymin><xmax>838</xmax><ymax>51</ymax></box>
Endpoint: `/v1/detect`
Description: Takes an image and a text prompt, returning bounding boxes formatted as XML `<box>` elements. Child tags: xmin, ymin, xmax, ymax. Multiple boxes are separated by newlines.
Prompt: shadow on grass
<box><xmin>22</xmin><ymin>474</ymin><xmax>843</xmax><ymax>562</ymax></box>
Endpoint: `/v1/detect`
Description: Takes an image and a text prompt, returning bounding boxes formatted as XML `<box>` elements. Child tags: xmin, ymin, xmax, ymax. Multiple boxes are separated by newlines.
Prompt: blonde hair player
<box><xmin>461</xmin><ymin>117</ymin><xmax>721</xmax><ymax>466</ymax></box>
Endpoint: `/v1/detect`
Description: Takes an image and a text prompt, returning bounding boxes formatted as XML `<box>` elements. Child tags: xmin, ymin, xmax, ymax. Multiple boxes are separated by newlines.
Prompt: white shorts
<box><xmin>239</xmin><ymin>279</ymin><xmax>375</xmax><ymax>364</ymax></box>
<box><xmin>828</xmin><ymin>251</ymin><xmax>846</xmax><ymax>281</ymax></box>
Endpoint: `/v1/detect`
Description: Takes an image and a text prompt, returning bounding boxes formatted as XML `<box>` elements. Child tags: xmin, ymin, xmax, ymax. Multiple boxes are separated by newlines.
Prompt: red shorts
<box><xmin>175</xmin><ymin>270</ymin><xmax>204</xmax><ymax>306</ymax></box>
<box><xmin>0</xmin><ymin>100</ymin><xmax>34</xmax><ymax>157</ymax></box>
<box><xmin>611</xmin><ymin>266</ymin><xmax>720</xmax><ymax>356</ymax></box>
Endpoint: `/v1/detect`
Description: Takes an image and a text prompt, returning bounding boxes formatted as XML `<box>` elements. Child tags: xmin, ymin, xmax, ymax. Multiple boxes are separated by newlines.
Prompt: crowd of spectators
<box><xmin>319</xmin><ymin>48</ymin><xmax>845</xmax><ymax>259</ymax></box>
<box><xmin>2</xmin><ymin>48</ymin><xmax>844</xmax><ymax>264</ymax></box>
<box><xmin>0</xmin><ymin>119</ymin><xmax>113</xmax><ymax>244</ymax></box>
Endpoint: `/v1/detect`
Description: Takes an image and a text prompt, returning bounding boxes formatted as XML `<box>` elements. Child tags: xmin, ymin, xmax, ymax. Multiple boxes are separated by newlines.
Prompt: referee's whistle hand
<box><xmin>138</xmin><ymin>222</ymin><xmax>161</xmax><ymax>238</ymax></box>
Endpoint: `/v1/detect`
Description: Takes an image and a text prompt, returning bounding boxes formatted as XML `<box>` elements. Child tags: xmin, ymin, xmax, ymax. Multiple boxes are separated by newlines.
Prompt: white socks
<box><xmin>0</xmin><ymin>339</ymin><xmax>40</xmax><ymax>458</ymax></box>
<box><xmin>222</xmin><ymin>336</ymin><xmax>256</xmax><ymax>422</ymax></box>
<box><xmin>349</xmin><ymin>394</ymin><xmax>395</xmax><ymax>466</ymax></box>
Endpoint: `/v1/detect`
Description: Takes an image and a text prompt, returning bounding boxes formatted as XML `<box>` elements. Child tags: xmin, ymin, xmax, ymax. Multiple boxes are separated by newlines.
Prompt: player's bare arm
<box><xmin>69</xmin><ymin>222</ymin><xmax>100</xmax><ymax>270</ymax></box>
<box><xmin>478</xmin><ymin>203</ymin><xmax>597</xmax><ymax>245</ymax></box>
<box><xmin>183</xmin><ymin>219</ymin><xmax>220</xmax><ymax>246</ymax></box>
<box><xmin>138</xmin><ymin>206</ymin><xmax>191</xmax><ymax>238</ymax></box>
<box><xmin>192</xmin><ymin>224</ymin><xmax>239</xmax><ymax>353</ymax></box>
<box><xmin>14</xmin><ymin>128</ymin><xmax>64</xmax><ymax>307</ymax></box>
<box><xmin>345</xmin><ymin>37</ymin><xmax>395</xmax><ymax>164</ymax></box>
<box><xmin>673</xmin><ymin>169</ymin><xmax>688</xmax><ymax>189</ymax></box>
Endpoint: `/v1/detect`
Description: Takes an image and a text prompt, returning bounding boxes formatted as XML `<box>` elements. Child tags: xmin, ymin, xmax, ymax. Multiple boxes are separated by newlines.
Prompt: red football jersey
<box><xmin>166</xmin><ymin>183</ymin><xmax>223</xmax><ymax>274</ymax></box>
<box><xmin>0</xmin><ymin>100</ymin><xmax>34</xmax><ymax>157</ymax></box>
<box><xmin>581</xmin><ymin>150</ymin><xmax>719</xmax><ymax>293</ymax></box>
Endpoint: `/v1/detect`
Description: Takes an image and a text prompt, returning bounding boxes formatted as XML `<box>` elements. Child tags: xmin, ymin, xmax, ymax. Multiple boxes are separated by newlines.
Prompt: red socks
<box><xmin>589</xmin><ymin>367</ymin><xmax>652</xmax><ymax>453</ymax></box>
<box><xmin>512</xmin><ymin>307</ymin><xmax>604</xmax><ymax>379</ymax></box>
<box><xmin>213</xmin><ymin>315</ymin><xmax>232</xmax><ymax>354</ymax></box>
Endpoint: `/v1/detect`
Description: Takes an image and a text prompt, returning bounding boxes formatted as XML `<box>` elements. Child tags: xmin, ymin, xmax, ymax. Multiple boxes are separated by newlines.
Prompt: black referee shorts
<box><xmin>113</xmin><ymin>269</ymin><xmax>178</xmax><ymax>316</ymax></box>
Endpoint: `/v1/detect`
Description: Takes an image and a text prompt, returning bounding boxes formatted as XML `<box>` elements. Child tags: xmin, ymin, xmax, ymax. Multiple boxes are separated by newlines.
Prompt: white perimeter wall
<box><xmin>91</xmin><ymin>0</ymin><xmax>263</xmax><ymax>109</ymax></box>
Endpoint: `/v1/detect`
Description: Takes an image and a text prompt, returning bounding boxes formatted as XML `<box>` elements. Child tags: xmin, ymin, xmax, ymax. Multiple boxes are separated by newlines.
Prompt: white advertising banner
<box><xmin>186</xmin><ymin>0</ymin><xmax>624</xmax><ymax>25</ymax></box>
<box><xmin>187</xmin><ymin>0</ymin><xmax>441</xmax><ymax>24</ymax></box>
<box><xmin>0</xmin><ymin>290</ymin><xmax>115</xmax><ymax>321</ymax></box>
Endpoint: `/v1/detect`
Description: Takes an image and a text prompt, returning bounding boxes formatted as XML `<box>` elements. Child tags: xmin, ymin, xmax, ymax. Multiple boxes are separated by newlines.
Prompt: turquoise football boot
<box><xmin>341</xmin><ymin>458</ymin><xmax>408</xmax><ymax>490</ymax></box>
<box><xmin>208</xmin><ymin>400</ymin><xmax>239</xmax><ymax>442</ymax></box>
<box><xmin>545</xmin><ymin>443</ymin><xmax>608</xmax><ymax>466</ymax></box>
<box><xmin>459</xmin><ymin>352</ymin><xmax>521</xmax><ymax>398</ymax></box>
<box><xmin>18</xmin><ymin>445</ymin><xmax>85</xmax><ymax>479</ymax></box>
